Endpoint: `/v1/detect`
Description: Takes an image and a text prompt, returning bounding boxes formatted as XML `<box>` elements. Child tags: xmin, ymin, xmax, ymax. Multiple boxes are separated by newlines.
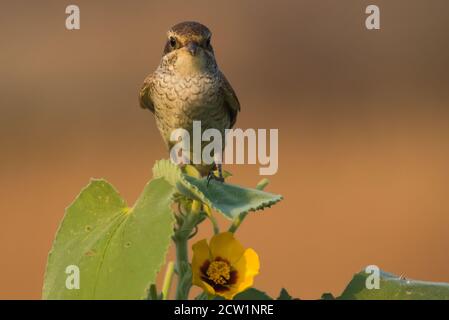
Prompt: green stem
<box><xmin>255</xmin><ymin>178</ymin><xmax>270</xmax><ymax>191</ymax></box>
<box><xmin>174</xmin><ymin>209</ymin><xmax>203</xmax><ymax>300</ymax></box>
<box><xmin>174</xmin><ymin>235</ymin><xmax>190</xmax><ymax>300</ymax></box>
<box><xmin>209</xmin><ymin>214</ymin><xmax>220</xmax><ymax>235</ymax></box>
<box><xmin>228</xmin><ymin>212</ymin><xmax>248</xmax><ymax>233</ymax></box>
<box><xmin>161</xmin><ymin>261</ymin><xmax>175</xmax><ymax>300</ymax></box>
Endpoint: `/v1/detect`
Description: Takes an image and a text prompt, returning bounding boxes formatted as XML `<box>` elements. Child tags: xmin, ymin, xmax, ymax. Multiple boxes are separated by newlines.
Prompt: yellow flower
<box><xmin>191</xmin><ymin>232</ymin><xmax>260</xmax><ymax>300</ymax></box>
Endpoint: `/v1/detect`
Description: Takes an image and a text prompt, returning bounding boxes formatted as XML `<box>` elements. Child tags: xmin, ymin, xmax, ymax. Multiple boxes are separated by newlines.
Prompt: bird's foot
<box><xmin>207</xmin><ymin>170</ymin><xmax>224</xmax><ymax>187</ymax></box>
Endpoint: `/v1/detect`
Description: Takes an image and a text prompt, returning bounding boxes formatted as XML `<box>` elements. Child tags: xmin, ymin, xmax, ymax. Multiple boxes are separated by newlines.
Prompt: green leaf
<box><xmin>339</xmin><ymin>269</ymin><xmax>449</xmax><ymax>300</ymax></box>
<box><xmin>277</xmin><ymin>288</ymin><xmax>295</xmax><ymax>300</ymax></box>
<box><xmin>200</xmin><ymin>288</ymin><xmax>273</xmax><ymax>300</ymax></box>
<box><xmin>153</xmin><ymin>159</ymin><xmax>283</xmax><ymax>220</ymax></box>
<box><xmin>233</xmin><ymin>288</ymin><xmax>273</xmax><ymax>300</ymax></box>
<box><xmin>194</xmin><ymin>292</ymin><xmax>210</xmax><ymax>300</ymax></box>
<box><xmin>320</xmin><ymin>293</ymin><xmax>335</xmax><ymax>300</ymax></box>
<box><xmin>43</xmin><ymin>178</ymin><xmax>175</xmax><ymax>299</ymax></box>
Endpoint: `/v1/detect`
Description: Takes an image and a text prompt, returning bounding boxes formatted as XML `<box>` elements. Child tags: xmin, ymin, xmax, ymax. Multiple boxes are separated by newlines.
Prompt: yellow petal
<box><xmin>209</xmin><ymin>232</ymin><xmax>245</xmax><ymax>264</ymax></box>
<box><xmin>219</xmin><ymin>288</ymin><xmax>239</xmax><ymax>300</ymax></box>
<box><xmin>191</xmin><ymin>239</ymin><xmax>211</xmax><ymax>286</ymax></box>
<box><xmin>199</xmin><ymin>280</ymin><xmax>216</xmax><ymax>296</ymax></box>
<box><xmin>235</xmin><ymin>274</ymin><xmax>255</xmax><ymax>294</ymax></box>
<box><xmin>233</xmin><ymin>248</ymin><xmax>260</xmax><ymax>292</ymax></box>
<box><xmin>243</xmin><ymin>248</ymin><xmax>260</xmax><ymax>276</ymax></box>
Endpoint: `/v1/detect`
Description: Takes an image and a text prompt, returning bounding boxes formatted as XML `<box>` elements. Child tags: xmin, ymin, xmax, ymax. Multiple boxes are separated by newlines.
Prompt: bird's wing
<box><xmin>139</xmin><ymin>74</ymin><xmax>155</xmax><ymax>113</ymax></box>
<box><xmin>219</xmin><ymin>71</ymin><xmax>240</xmax><ymax>128</ymax></box>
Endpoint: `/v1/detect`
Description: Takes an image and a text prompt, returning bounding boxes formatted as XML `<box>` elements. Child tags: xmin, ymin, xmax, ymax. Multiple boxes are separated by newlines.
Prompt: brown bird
<box><xmin>139</xmin><ymin>21</ymin><xmax>240</xmax><ymax>181</ymax></box>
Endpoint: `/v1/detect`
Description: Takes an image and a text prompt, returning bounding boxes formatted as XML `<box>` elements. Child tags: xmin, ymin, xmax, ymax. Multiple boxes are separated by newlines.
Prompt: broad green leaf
<box><xmin>234</xmin><ymin>288</ymin><xmax>273</xmax><ymax>300</ymax></box>
<box><xmin>153</xmin><ymin>159</ymin><xmax>283</xmax><ymax>220</ymax></box>
<box><xmin>277</xmin><ymin>288</ymin><xmax>295</xmax><ymax>300</ymax></box>
<box><xmin>207</xmin><ymin>288</ymin><xmax>273</xmax><ymax>300</ymax></box>
<box><xmin>43</xmin><ymin>178</ymin><xmax>175</xmax><ymax>299</ymax></box>
<box><xmin>339</xmin><ymin>269</ymin><xmax>449</xmax><ymax>300</ymax></box>
<box><xmin>320</xmin><ymin>293</ymin><xmax>335</xmax><ymax>300</ymax></box>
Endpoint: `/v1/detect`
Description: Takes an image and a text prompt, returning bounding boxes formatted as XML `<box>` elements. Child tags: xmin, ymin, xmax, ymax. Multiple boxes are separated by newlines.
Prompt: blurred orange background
<box><xmin>1</xmin><ymin>0</ymin><xmax>449</xmax><ymax>299</ymax></box>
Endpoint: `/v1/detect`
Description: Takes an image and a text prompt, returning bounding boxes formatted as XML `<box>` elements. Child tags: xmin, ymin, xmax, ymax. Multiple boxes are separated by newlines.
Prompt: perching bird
<box><xmin>139</xmin><ymin>21</ymin><xmax>240</xmax><ymax>181</ymax></box>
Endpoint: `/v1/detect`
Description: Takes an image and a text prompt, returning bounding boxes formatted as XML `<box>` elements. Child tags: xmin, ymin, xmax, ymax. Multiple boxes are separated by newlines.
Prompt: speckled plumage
<box><xmin>139</xmin><ymin>21</ymin><xmax>240</xmax><ymax>176</ymax></box>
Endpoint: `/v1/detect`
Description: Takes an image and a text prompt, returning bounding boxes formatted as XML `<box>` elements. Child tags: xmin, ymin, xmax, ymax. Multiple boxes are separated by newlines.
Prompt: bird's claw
<box><xmin>207</xmin><ymin>171</ymin><xmax>224</xmax><ymax>187</ymax></box>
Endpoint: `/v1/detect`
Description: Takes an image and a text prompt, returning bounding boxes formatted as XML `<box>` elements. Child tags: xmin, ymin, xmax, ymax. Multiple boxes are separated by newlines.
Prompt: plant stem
<box><xmin>228</xmin><ymin>212</ymin><xmax>248</xmax><ymax>233</ymax></box>
<box><xmin>173</xmin><ymin>197</ymin><xmax>206</xmax><ymax>299</ymax></box>
<box><xmin>209</xmin><ymin>213</ymin><xmax>220</xmax><ymax>235</ymax></box>
<box><xmin>174</xmin><ymin>209</ymin><xmax>203</xmax><ymax>300</ymax></box>
<box><xmin>255</xmin><ymin>178</ymin><xmax>270</xmax><ymax>191</ymax></box>
<box><xmin>161</xmin><ymin>261</ymin><xmax>175</xmax><ymax>300</ymax></box>
<box><xmin>174</xmin><ymin>235</ymin><xmax>190</xmax><ymax>300</ymax></box>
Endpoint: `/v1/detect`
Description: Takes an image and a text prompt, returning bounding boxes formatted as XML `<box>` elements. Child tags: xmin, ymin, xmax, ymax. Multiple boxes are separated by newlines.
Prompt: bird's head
<box><xmin>162</xmin><ymin>21</ymin><xmax>217</xmax><ymax>74</ymax></box>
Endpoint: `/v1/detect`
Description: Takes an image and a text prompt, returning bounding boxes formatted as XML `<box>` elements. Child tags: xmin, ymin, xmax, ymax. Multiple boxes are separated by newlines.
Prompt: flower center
<box><xmin>206</xmin><ymin>260</ymin><xmax>231</xmax><ymax>285</ymax></box>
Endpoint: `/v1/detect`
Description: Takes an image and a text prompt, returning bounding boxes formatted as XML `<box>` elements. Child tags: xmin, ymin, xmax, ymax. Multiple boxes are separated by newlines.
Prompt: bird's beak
<box><xmin>186</xmin><ymin>42</ymin><xmax>198</xmax><ymax>56</ymax></box>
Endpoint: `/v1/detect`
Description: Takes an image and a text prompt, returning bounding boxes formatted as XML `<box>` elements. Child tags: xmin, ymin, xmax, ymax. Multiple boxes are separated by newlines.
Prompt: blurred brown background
<box><xmin>1</xmin><ymin>0</ymin><xmax>449</xmax><ymax>299</ymax></box>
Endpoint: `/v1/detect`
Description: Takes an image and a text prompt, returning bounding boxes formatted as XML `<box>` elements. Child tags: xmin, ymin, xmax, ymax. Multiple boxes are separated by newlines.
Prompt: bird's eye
<box><xmin>169</xmin><ymin>37</ymin><xmax>177</xmax><ymax>48</ymax></box>
<box><xmin>206</xmin><ymin>38</ymin><xmax>211</xmax><ymax>47</ymax></box>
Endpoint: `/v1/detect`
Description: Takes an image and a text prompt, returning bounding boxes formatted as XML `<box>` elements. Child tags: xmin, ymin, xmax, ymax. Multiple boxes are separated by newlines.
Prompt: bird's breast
<box><xmin>151</xmin><ymin>71</ymin><xmax>229</xmax><ymax>144</ymax></box>
<box><xmin>154</xmin><ymin>72</ymin><xmax>222</xmax><ymax>113</ymax></box>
